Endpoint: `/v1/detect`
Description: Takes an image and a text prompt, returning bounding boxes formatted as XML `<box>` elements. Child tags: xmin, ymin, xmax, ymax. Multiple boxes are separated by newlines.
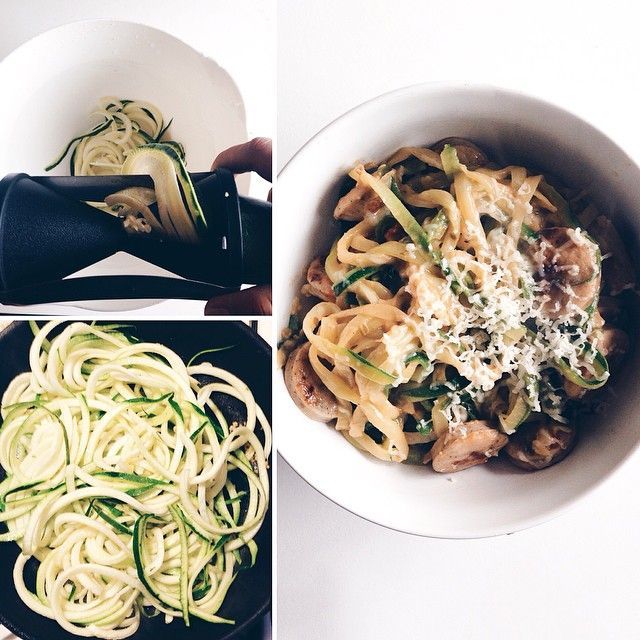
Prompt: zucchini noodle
<box><xmin>282</xmin><ymin>138</ymin><xmax>634</xmax><ymax>473</ymax></box>
<box><xmin>46</xmin><ymin>97</ymin><xmax>206</xmax><ymax>243</ymax></box>
<box><xmin>46</xmin><ymin>97</ymin><xmax>176</xmax><ymax>176</ymax></box>
<box><xmin>0</xmin><ymin>321</ymin><xmax>270</xmax><ymax>638</ymax></box>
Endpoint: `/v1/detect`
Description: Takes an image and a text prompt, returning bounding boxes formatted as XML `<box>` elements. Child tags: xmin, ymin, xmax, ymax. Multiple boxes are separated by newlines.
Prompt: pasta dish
<box><xmin>281</xmin><ymin>138</ymin><xmax>634</xmax><ymax>473</ymax></box>
<box><xmin>0</xmin><ymin>321</ymin><xmax>270</xmax><ymax>638</ymax></box>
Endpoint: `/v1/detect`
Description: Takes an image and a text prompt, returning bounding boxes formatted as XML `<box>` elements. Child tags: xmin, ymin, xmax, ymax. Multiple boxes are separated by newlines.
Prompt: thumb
<box><xmin>205</xmin><ymin>285</ymin><xmax>272</xmax><ymax>316</ymax></box>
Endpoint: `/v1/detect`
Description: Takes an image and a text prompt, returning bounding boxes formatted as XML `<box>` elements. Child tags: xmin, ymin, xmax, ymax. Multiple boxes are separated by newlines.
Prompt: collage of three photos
<box><xmin>0</xmin><ymin>1</ymin><xmax>638</xmax><ymax>640</ymax></box>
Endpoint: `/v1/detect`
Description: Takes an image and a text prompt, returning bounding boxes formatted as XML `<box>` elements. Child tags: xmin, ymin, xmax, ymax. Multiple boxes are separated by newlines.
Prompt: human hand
<box><xmin>205</xmin><ymin>137</ymin><xmax>272</xmax><ymax>316</ymax></box>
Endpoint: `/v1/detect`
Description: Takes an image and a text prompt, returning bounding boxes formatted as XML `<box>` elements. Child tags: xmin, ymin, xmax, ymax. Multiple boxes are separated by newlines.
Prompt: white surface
<box><xmin>0</xmin><ymin>0</ymin><xmax>274</xmax><ymax>316</ymax></box>
<box><xmin>275</xmin><ymin>83</ymin><xmax>640</xmax><ymax>538</ymax></box>
<box><xmin>276</xmin><ymin>0</ymin><xmax>640</xmax><ymax>638</ymax></box>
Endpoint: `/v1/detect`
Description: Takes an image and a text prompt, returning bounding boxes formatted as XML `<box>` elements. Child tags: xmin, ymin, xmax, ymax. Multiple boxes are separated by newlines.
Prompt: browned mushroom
<box><xmin>430</xmin><ymin>137</ymin><xmax>488</xmax><ymax>170</ymax></box>
<box><xmin>587</xmin><ymin>215</ymin><xmax>636</xmax><ymax>295</ymax></box>
<box><xmin>431</xmin><ymin>420</ymin><xmax>508</xmax><ymax>473</ymax></box>
<box><xmin>597</xmin><ymin>326</ymin><xmax>630</xmax><ymax>370</ymax></box>
<box><xmin>333</xmin><ymin>181</ymin><xmax>383</xmax><ymax>221</ymax></box>
<box><xmin>302</xmin><ymin>257</ymin><xmax>336</xmax><ymax>302</ymax></box>
<box><xmin>563</xmin><ymin>379</ymin><xmax>586</xmax><ymax>400</ymax></box>
<box><xmin>533</xmin><ymin>227</ymin><xmax>601</xmax><ymax>319</ymax></box>
<box><xmin>284</xmin><ymin>342</ymin><xmax>339</xmax><ymax>422</ymax></box>
<box><xmin>505</xmin><ymin>422</ymin><xmax>576</xmax><ymax>471</ymax></box>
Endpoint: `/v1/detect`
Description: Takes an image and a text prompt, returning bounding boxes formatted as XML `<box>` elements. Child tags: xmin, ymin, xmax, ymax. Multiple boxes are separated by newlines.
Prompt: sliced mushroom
<box><xmin>430</xmin><ymin>137</ymin><xmax>488</xmax><ymax>170</ymax></box>
<box><xmin>533</xmin><ymin>227</ymin><xmax>601</xmax><ymax>319</ymax></box>
<box><xmin>431</xmin><ymin>420</ymin><xmax>508</xmax><ymax>473</ymax></box>
<box><xmin>505</xmin><ymin>422</ymin><xmax>576</xmax><ymax>471</ymax></box>
<box><xmin>597</xmin><ymin>326</ymin><xmax>630</xmax><ymax>370</ymax></box>
<box><xmin>563</xmin><ymin>379</ymin><xmax>586</xmax><ymax>400</ymax></box>
<box><xmin>303</xmin><ymin>257</ymin><xmax>336</xmax><ymax>302</ymax></box>
<box><xmin>587</xmin><ymin>215</ymin><xmax>635</xmax><ymax>295</ymax></box>
<box><xmin>284</xmin><ymin>342</ymin><xmax>339</xmax><ymax>422</ymax></box>
<box><xmin>333</xmin><ymin>181</ymin><xmax>383</xmax><ymax>221</ymax></box>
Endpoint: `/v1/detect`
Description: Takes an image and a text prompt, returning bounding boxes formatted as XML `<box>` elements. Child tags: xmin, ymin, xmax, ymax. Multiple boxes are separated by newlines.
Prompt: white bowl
<box><xmin>275</xmin><ymin>83</ymin><xmax>640</xmax><ymax>538</ymax></box>
<box><xmin>0</xmin><ymin>20</ymin><xmax>247</xmax><ymax>312</ymax></box>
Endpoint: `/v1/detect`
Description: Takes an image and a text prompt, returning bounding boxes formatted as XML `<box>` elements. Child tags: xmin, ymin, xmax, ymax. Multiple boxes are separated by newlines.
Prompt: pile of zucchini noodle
<box><xmin>283</xmin><ymin>139</ymin><xmax>634</xmax><ymax>467</ymax></box>
<box><xmin>46</xmin><ymin>97</ymin><xmax>207</xmax><ymax>244</ymax></box>
<box><xmin>0</xmin><ymin>321</ymin><xmax>270</xmax><ymax>638</ymax></box>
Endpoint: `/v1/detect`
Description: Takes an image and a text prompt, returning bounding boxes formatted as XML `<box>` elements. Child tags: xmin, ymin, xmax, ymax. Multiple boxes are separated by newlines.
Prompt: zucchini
<box><xmin>45</xmin><ymin>119</ymin><xmax>112</xmax><ymax>171</ymax></box>
<box><xmin>357</xmin><ymin>170</ymin><xmax>434</xmax><ymax>260</ymax></box>
<box><xmin>332</xmin><ymin>266</ymin><xmax>380</xmax><ymax>296</ymax></box>
<box><xmin>364</xmin><ymin>422</ymin><xmax>384</xmax><ymax>444</ymax></box>
<box><xmin>403</xmin><ymin>443</ymin><xmax>432</xmax><ymax>465</ymax></box>
<box><xmin>169</xmin><ymin>505</ymin><xmax>191</xmax><ymax>626</ymax></box>
<box><xmin>440</xmin><ymin>145</ymin><xmax>462</xmax><ymax>178</ymax></box>
<box><xmin>122</xmin><ymin>143</ymin><xmax>206</xmax><ymax>242</ymax></box>
<box><xmin>405</xmin><ymin>351</ymin><xmax>431</xmax><ymax>368</ymax></box>
<box><xmin>343</xmin><ymin>348</ymin><xmax>396</xmax><ymax>385</ymax></box>
<box><xmin>424</xmin><ymin>209</ymin><xmax>448</xmax><ymax>242</ymax></box>
<box><xmin>358</xmin><ymin>172</ymin><xmax>468</xmax><ymax>297</ymax></box>
<box><xmin>375</xmin><ymin>216</ymin><xmax>398</xmax><ymax>243</ymax></box>
<box><xmin>155</xmin><ymin>117</ymin><xmax>174</xmax><ymax>142</ymax></box>
<box><xmin>498</xmin><ymin>393</ymin><xmax>530</xmax><ymax>434</ymax></box>
<box><xmin>186</xmin><ymin>402</ymin><xmax>225</xmax><ymax>440</ymax></box>
<box><xmin>556</xmin><ymin>345</ymin><xmax>609</xmax><ymax>389</ymax></box>
<box><xmin>91</xmin><ymin>502</ymin><xmax>133</xmax><ymax>536</ymax></box>
<box><xmin>399</xmin><ymin>376</ymin><xmax>467</xmax><ymax>400</ymax></box>
<box><xmin>520</xmin><ymin>223</ymin><xmax>539</xmax><ymax>240</ymax></box>
<box><xmin>124</xmin><ymin>392</ymin><xmax>174</xmax><ymax>405</ymax></box>
<box><xmin>133</xmin><ymin>514</ymin><xmax>174</xmax><ymax>611</ymax></box>
<box><xmin>538</xmin><ymin>181</ymin><xmax>579</xmax><ymax>228</ymax></box>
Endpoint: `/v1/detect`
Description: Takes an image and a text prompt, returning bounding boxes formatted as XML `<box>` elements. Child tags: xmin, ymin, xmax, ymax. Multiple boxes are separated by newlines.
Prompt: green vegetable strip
<box><xmin>332</xmin><ymin>266</ymin><xmax>380</xmax><ymax>296</ymax></box>
<box><xmin>45</xmin><ymin>120</ymin><xmax>112</xmax><ymax>171</ymax></box>
<box><xmin>538</xmin><ymin>181</ymin><xmax>579</xmax><ymax>227</ymax></box>
<box><xmin>357</xmin><ymin>170</ymin><xmax>434</xmax><ymax>259</ymax></box>
<box><xmin>170</xmin><ymin>505</ymin><xmax>191</xmax><ymax>626</ymax></box>
<box><xmin>344</xmin><ymin>348</ymin><xmax>396</xmax><ymax>384</ymax></box>
<box><xmin>440</xmin><ymin>144</ymin><xmax>462</xmax><ymax>178</ymax></box>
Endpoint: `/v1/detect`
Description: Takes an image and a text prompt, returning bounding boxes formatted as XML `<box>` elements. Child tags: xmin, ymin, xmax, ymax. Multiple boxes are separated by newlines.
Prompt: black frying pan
<box><xmin>0</xmin><ymin>321</ymin><xmax>271</xmax><ymax>640</ymax></box>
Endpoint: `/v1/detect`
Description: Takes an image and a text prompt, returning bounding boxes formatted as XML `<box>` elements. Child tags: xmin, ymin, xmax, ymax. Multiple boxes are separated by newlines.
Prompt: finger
<box><xmin>205</xmin><ymin>285</ymin><xmax>272</xmax><ymax>316</ymax></box>
<box><xmin>211</xmin><ymin>137</ymin><xmax>272</xmax><ymax>182</ymax></box>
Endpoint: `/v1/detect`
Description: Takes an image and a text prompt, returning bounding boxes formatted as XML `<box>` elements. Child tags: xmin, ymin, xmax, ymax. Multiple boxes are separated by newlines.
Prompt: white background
<box><xmin>0</xmin><ymin>0</ymin><xmax>274</xmax><ymax>316</ymax></box>
<box><xmin>0</xmin><ymin>1</ymin><xmax>273</xmax><ymax>637</ymax></box>
<box><xmin>277</xmin><ymin>1</ymin><xmax>640</xmax><ymax>639</ymax></box>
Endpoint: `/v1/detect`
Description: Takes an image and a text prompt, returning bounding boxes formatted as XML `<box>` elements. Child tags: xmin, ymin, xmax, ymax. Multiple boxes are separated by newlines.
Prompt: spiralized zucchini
<box><xmin>0</xmin><ymin>322</ymin><xmax>270</xmax><ymax>639</ymax></box>
<box><xmin>46</xmin><ymin>97</ymin><xmax>175</xmax><ymax>176</ymax></box>
<box><xmin>46</xmin><ymin>97</ymin><xmax>207</xmax><ymax>243</ymax></box>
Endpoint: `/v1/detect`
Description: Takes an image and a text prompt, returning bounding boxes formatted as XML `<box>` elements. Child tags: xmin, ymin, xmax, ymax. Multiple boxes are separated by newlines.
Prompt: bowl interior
<box><xmin>0</xmin><ymin>20</ymin><xmax>248</xmax><ymax>310</ymax></box>
<box><xmin>0</xmin><ymin>321</ymin><xmax>271</xmax><ymax>640</ymax></box>
<box><xmin>275</xmin><ymin>84</ymin><xmax>640</xmax><ymax>538</ymax></box>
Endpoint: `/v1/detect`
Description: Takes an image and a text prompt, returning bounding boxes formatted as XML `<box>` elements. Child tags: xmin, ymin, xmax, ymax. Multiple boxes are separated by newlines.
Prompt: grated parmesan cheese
<box><xmin>392</xmin><ymin>224</ymin><xmax>600</xmax><ymax>423</ymax></box>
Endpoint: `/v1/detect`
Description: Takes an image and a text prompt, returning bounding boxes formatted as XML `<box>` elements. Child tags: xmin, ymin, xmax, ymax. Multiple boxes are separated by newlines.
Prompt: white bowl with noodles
<box><xmin>275</xmin><ymin>83</ymin><xmax>640</xmax><ymax>538</ymax></box>
<box><xmin>0</xmin><ymin>19</ymin><xmax>247</xmax><ymax>312</ymax></box>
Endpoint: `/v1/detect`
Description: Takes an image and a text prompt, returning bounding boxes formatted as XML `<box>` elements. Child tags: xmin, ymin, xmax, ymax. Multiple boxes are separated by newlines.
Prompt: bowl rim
<box><xmin>0</xmin><ymin>18</ymin><xmax>212</xmax><ymax>68</ymax></box>
<box><xmin>276</xmin><ymin>80</ymin><xmax>640</xmax><ymax>539</ymax></box>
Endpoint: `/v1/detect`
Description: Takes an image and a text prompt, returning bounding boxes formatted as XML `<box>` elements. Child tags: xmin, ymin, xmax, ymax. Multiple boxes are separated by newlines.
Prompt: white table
<box><xmin>0</xmin><ymin>0</ymin><xmax>274</xmax><ymax>317</ymax></box>
<box><xmin>276</xmin><ymin>1</ymin><xmax>640</xmax><ymax>639</ymax></box>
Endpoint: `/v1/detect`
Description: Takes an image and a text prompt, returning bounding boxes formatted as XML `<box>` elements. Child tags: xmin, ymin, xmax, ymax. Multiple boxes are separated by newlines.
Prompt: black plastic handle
<box><xmin>0</xmin><ymin>275</ymin><xmax>237</xmax><ymax>305</ymax></box>
<box><xmin>31</xmin><ymin>172</ymin><xmax>212</xmax><ymax>201</ymax></box>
